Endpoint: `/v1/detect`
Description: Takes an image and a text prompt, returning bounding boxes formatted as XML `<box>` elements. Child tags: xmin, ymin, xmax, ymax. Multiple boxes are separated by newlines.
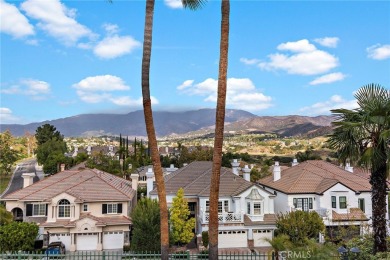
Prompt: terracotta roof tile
<box><xmin>41</xmin><ymin>213</ymin><xmax>132</xmax><ymax>228</ymax></box>
<box><xmin>150</xmin><ymin>161</ymin><xmax>266</xmax><ymax>197</ymax></box>
<box><xmin>258</xmin><ymin>160</ymin><xmax>371</xmax><ymax>194</ymax></box>
<box><xmin>2</xmin><ymin>168</ymin><xmax>135</xmax><ymax>202</ymax></box>
<box><xmin>244</xmin><ymin>214</ymin><xmax>276</xmax><ymax>226</ymax></box>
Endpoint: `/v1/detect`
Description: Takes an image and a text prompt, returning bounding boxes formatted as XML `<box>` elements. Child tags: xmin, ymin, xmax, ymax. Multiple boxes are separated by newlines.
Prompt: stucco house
<box><xmin>1</xmin><ymin>168</ymin><xmax>137</xmax><ymax>252</ymax></box>
<box><xmin>148</xmin><ymin>161</ymin><xmax>276</xmax><ymax>250</ymax></box>
<box><xmin>257</xmin><ymin>160</ymin><xmax>386</xmax><ymax>240</ymax></box>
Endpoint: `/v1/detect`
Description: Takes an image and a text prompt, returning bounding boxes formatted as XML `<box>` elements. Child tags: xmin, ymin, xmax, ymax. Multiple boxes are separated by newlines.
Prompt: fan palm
<box><xmin>182</xmin><ymin>0</ymin><xmax>230</xmax><ymax>258</ymax></box>
<box><xmin>327</xmin><ymin>83</ymin><xmax>390</xmax><ymax>253</ymax></box>
<box><xmin>141</xmin><ymin>0</ymin><xmax>169</xmax><ymax>258</ymax></box>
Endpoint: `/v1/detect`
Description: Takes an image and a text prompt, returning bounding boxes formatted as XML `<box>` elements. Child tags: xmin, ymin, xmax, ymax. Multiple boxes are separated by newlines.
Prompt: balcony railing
<box><xmin>292</xmin><ymin>207</ymin><xmax>328</xmax><ymax>217</ymax></box>
<box><xmin>202</xmin><ymin>212</ymin><xmax>243</xmax><ymax>223</ymax></box>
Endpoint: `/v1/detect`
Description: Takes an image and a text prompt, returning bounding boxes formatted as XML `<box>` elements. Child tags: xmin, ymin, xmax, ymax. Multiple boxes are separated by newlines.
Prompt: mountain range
<box><xmin>0</xmin><ymin>109</ymin><xmax>334</xmax><ymax>138</ymax></box>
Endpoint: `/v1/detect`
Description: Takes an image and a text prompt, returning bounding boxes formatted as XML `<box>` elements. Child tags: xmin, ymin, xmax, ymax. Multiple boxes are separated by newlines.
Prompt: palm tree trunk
<box><xmin>370</xmin><ymin>162</ymin><xmax>388</xmax><ymax>253</ymax></box>
<box><xmin>208</xmin><ymin>0</ymin><xmax>230</xmax><ymax>259</ymax></box>
<box><xmin>141</xmin><ymin>0</ymin><xmax>169</xmax><ymax>258</ymax></box>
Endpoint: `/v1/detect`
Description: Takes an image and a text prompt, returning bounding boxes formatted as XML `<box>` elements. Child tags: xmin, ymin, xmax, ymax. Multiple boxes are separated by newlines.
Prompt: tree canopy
<box><xmin>0</xmin><ymin>130</ymin><xmax>20</xmax><ymax>175</ymax></box>
<box><xmin>0</xmin><ymin>222</ymin><xmax>39</xmax><ymax>251</ymax></box>
<box><xmin>130</xmin><ymin>198</ymin><xmax>161</xmax><ymax>251</ymax></box>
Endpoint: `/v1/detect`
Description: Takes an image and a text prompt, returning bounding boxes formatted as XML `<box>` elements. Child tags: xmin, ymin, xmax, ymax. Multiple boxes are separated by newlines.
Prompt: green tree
<box><xmin>35</xmin><ymin>124</ymin><xmax>63</xmax><ymax>145</ymax></box>
<box><xmin>327</xmin><ymin>84</ymin><xmax>389</xmax><ymax>253</ymax></box>
<box><xmin>131</xmin><ymin>198</ymin><xmax>161</xmax><ymax>251</ymax></box>
<box><xmin>295</xmin><ymin>149</ymin><xmax>321</xmax><ymax>162</ymax></box>
<box><xmin>0</xmin><ymin>130</ymin><xmax>19</xmax><ymax>175</ymax></box>
<box><xmin>0</xmin><ymin>205</ymin><xmax>13</xmax><ymax>225</ymax></box>
<box><xmin>275</xmin><ymin>210</ymin><xmax>325</xmax><ymax>246</ymax></box>
<box><xmin>169</xmin><ymin>188</ymin><xmax>196</xmax><ymax>245</ymax></box>
<box><xmin>0</xmin><ymin>222</ymin><xmax>39</xmax><ymax>251</ymax></box>
<box><xmin>36</xmin><ymin>139</ymin><xmax>67</xmax><ymax>174</ymax></box>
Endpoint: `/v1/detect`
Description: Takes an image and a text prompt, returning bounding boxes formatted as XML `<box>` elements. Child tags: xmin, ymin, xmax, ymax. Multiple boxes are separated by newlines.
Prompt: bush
<box><xmin>201</xmin><ymin>231</ymin><xmax>209</xmax><ymax>249</ymax></box>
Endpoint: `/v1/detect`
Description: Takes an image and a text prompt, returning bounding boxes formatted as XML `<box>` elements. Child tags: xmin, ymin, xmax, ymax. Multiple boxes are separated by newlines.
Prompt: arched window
<box><xmin>58</xmin><ymin>199</ymin><xmax>70</xmax><ymax>218</ymax></box>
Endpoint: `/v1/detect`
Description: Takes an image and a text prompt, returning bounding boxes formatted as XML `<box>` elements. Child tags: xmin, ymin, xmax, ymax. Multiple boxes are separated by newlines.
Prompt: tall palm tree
<box><xmin>327</xmin><ymin>84</ymin><xmax>389</xmax><ymax>253</ymax></box>
<box><xmin>141</xmin><ymin>0</ymin><xmax>169</xmax><ymax>258</ymax></box>
<box><xmin>182</xmin><ymin>0</ymin><xmax>230</xmax><ymax>258</ymax></box>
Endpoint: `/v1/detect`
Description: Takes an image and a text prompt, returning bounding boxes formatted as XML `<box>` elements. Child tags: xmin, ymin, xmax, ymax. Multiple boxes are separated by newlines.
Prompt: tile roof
<box><xmin>150</xmin><ymin>161</ymin><xmax>265</xmax><ymax>197</ymax></box>
<box><xmin>244</xmin><ymin>214</ymin><xmax>276</xmax><ymax>226</ymax></box>
<box><xmin>257</xmin><ymin>160</ymin><xmax>371</xmax><ymax>194</ymax></box>
<box><xmin>331</xmin><ymin>208</ymin><xmax>368</xmax><ymax>222</ymax></box>
<box><xmin>1</xmin><ymin>168</ymin><xmax>135</xmax><ymax>202</ymax></box>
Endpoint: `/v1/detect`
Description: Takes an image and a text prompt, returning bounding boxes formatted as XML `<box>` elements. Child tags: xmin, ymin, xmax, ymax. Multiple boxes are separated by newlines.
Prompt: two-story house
<box><xmin>1</xmin><ymin>168</ymin><xmax>138</xmax><ymax>252</ymax></box>
<box><xmin>148</xmin><ymin>161</ymin><xmax>276</xmax><ymax>250</ymax></box>
<box><xmin>257</xmin><ymin>160</ymin><xmax>383</xmax><ymax>240</ymax></box>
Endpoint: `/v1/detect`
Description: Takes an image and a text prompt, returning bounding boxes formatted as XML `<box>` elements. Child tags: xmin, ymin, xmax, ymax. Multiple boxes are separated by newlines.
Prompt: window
<box><xmin>26</xmin><ymin>204</ymin><xmax>47</xmax><ymax>216</ymax></box>
<box><xmin>293</xmin><ymin>198</ymin><xmax>312</xmax><ymax>211</ymax></box>
<box><xmin>308</xmin><ymin>198</ymin><xmax>313</xmax><ymax>209</ymax></box>
<box><xmin>331</xmin><ymin>196</ymin><xmax>336</xmax><ymax>208</ymax></box>
<box><xmin>33</xmin><ymin>204</ymin><xmax>46</xmax><ymax>216</ymax></box>
<box><xmin>358</xmin><ymin>198</ymin><xmax>365</xmax><ymax>212</ymax></box>
<box><xmin>102</xmin><ymin>203</ymin><xmax>122</xmax><ymax>214</ymax></box>
<box><xmin>206</xmin><ymin>201</ymin><xmax>210</xmax><ymax>212</ymax></box>
<box><xmin>254</xmin><ymin>203</ymin><xmax>261</xmax><ymax>215</ymax></box>
<box><xmin>339</xmin><ymin>196</ymin><xmax>347</xmax><ymax>209</ymax></box>
<box><xmin>83</xmin><ymin>204</ymin><xmax>88</xmax><ymax>212</ymax></box>
<box><xmin>58</xmin><ymin>199</ymin><xmax>70</xmax><ymax>218</ymax></box>
<box><xmin>247</xmin><ymin>202</ymin><xmax>251</xmax><ymax>215</ymax></box>
<box><xmin>206</xmin><ymin>200</ymin><xmax>228</xmax><ymax>213</ymax></box>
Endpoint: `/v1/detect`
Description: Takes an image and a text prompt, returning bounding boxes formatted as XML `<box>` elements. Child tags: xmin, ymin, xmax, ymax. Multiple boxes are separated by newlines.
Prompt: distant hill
<box><xmin>0</xmin><ymin>109</ymin><xmax>256</xmax><ymax>137</ymax></box>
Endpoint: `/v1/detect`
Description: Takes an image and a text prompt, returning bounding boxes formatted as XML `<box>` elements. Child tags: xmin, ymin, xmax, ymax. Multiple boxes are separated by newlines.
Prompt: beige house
<box><xmin>1</xmin><ymin>168</ymin><xmax>137</xmax><ymax>252</ymax></box>
<box><xmin>148</xmin><ymin>161</ymin><xmax>276</xmax><ymax>250</ymax></box>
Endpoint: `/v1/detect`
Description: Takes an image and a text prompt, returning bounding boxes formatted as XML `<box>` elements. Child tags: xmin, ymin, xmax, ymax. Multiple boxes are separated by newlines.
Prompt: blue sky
<box><xmin>1</xmin><ymin>0</ymin><xmax>389</xmax><ymax>125</ymax></box>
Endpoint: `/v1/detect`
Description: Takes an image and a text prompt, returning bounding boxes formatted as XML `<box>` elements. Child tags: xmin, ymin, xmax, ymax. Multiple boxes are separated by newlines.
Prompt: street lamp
<box><xmin>338</xmin><ymin>246</ymin><xmax>360</xmax><ymax>260</ymax></box>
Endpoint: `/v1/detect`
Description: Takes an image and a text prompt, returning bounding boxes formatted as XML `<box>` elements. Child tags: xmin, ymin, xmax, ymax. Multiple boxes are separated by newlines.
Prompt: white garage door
<box><xmin>49</xmin><ymin>233</ymin><xmax>71</xmax><ymax>251</ymax></box>
<box><xmin>76</xmin><ymin>233</ymin><xmax>98</xmax><ymax>251</ymax></box>
<box><xmin>218</xmin><ymin>230</ymin><xmax>247</xmax><ymax>248</ymax></box>
<box><xmin>253</xmin><ymin>229</ymin><xmax>272</xmax><ymax>247</ymax></box>
<box><xmin>103</xmin><ymin>231</ymin><xmax>124</xmax><ymax>250</ymax></box>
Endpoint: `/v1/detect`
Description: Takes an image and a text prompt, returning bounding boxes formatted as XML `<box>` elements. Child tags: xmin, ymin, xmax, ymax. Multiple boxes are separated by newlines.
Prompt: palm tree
<box><xmin>327</xmin><ymin>84</ymin><xmax>389</xmax><ymax>253</ymax></box>
<box><xmin>182</xmin><ymin>0</ymin><xmax>230</xmax><ymax>258</ymax></box>
<box><xmin>141</xmin><ymin>0</ymin><xmax>169</xmax><ymax>258</ymax></box>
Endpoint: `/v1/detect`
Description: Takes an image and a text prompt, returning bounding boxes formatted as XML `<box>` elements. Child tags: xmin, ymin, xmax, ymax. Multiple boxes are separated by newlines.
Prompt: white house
<box><xmin>148</xmin><ymin>161</ymin><xmax>276</xmax><ymax>250</ymax></box>
<box><xmin>257</xmin><ymin>160</ymin><xmax>385</xmax><ymax>240</ymax></box>
<box><xmin>1</xmin><ymin>168</ymin><xmax>137</xmax><ymax>252</ymax></box>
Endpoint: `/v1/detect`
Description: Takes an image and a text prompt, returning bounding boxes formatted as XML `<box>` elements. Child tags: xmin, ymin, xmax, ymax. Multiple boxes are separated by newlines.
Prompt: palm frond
<box><xmin>181</xmin><ymin>0</ymin><xmax>206</xmax><ymax>10</ymax></box>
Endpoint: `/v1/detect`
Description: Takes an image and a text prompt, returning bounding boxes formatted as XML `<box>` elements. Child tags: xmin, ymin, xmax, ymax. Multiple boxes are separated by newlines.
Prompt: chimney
<box><xmin>146</xmin><ymin>167</ymin><xmax>155</xmax><ymax>198</ymax></box>
<box><xmin>231</xmin><ymin>159</ymin><xmax>240</xmax><ymax>176</ymax></box>
<box><xmin>345</xmin><ymin>163</ymin><xmax>353</xmax><ymax>173</ymax></box>
<box><xmin>60</xmin><ymin>164</ymin><xmax>65</xmax><ymax>172</ymax></box>
<box><xmin>242</xmin><ymin>165</ymin><xmax>251</xmax><ymax>182</ymax></box>
<box><xmin>22</xmin><ymin>173</ymin><xmax>35</xmax><ymax>188</ymax></box>
<box><xmin>183</xmin><ymin>163</ymin><xmax>188</xmax><ymax>167</ymax></box>
<box><xmin>292</xmin><ymin>158</ymin><xmax>299</xmax><ymax>167</ymax></box>
<box><xmin>130</xmin><ymin>173</ymin><xmax>139</xmax><ymax>191</ymax></box>
<box><xmin>166</xmin><ymin>164</ymin><xmax>178</xmax><ymax>174</ymax></box>
<box><xmin>273</xmin><ymin>161</ymin><xmax>281</xmax><ymax>182</ymax></box>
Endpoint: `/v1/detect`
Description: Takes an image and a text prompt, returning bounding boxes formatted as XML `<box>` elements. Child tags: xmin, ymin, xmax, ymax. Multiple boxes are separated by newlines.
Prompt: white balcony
<box><xmin>202</xmin><ymin>212</ymin><xmax>243</xmax><ymax>223</ymax></box>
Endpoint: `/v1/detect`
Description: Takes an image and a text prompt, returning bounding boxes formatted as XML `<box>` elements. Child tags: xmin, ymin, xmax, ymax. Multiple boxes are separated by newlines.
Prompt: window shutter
<box><xmin>293</xmin><ymin>198</ymin><xmax>297</xmax><ymax>208</ymax></box>
<box><xmin>26</xmin><ymin>204</ymin><xmax>33</xmax><ymax>216</ymax></box>
<box><xmin>45</xmin><ymin>204</ymin><xmax>48</xmax><ymax>216</ymax></box>
<box><xmin>102</xmin><ymin>204</ymin><xmax>107</xmax><ymax>214</ymax></box>
<box><xmin>309</xmin><ymin>198</ymin><xmax>313</xmax><ymax>209</ymax></box>
<box><xmin>117</xmin><ymin>203</ymin><xmax>122</xmax><ymax>213</ymax></box>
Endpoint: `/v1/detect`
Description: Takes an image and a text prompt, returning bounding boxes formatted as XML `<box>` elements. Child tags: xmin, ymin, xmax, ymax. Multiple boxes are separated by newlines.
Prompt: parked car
<box><xmin>45</xmin><ymin>242</ymin><xmax>66</xmax><ymax>255</ymax></box>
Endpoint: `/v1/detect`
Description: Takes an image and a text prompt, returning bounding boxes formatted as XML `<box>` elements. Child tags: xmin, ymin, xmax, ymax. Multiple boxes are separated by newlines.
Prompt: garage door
<box><xmin>76</xmin><ymin>233</ymin><xmax>98</xmax><ymax>251</ymax></box>
<box><xmin>218</xmin><ymin>230</ymin><xmax>247</xmax><ymax>248</ymax></box>
<box><xmin>103</xmin><ymin>231</ymin><xmax>124</xmax><ymax>250</ymax></box>
<box><xmin>253</xmin><ymin>229</ymin><xmax>272</xmax><ymax>247</ymax></box>
<box><xmin>49</xmin><ymin>233</ymin><xmax>71</xmax><ymax>251</ymax></box>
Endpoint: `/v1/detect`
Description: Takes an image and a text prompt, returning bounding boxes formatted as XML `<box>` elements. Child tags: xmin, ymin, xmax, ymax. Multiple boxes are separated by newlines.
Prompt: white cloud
<box><xmin>0</xmin><ymin>0</ymin><xmax>35</xmax><ymax>38</ymax></box>
<box><xmin>277</xmin><ymin>39</ymin><xmax>316</xmax><ymax>53</ymax></box>
<box><xmin>0</xmin><ymin>107</ymin><xmax>21</xmax><ymax>124</ymax></box>
<box><xmin>243</xmin><ymin>39</ymin><xmax>339</xmax><ymax>76</ymax></box>
<box><xmin>239</xmin><ymin>58</ymin><xmax>260</xmax><ymax>65</ymax></box>
<box><xmin>110</xmin><ymin>96</ymin><xmax>159</xmax><ymax>106</ymax></box>
<box><xmin>309</xmin><ymin>72</ymin><xmax>346</xmax><ymax>85</ymax></box>
<box><xmin>314</xmin><ymin>37</ymin><xmax>339</xmax><ymax>48</ymax></box>
<box><xmin>164</xmin><ymin>0</ymin><xmax>183</xmax><ymax>9</ymax></box>
<box><xmin>93</xmin><ymin>35</ymin><xmax>141</xmax><ymax>59</ymax></box>
<box><xmin>299</xmin><ymin>95</ymin><xmax>358</xmax><ymax>115</ymax></box>
<box><xmin>103</xmin><ymin>23</ymin><xmax>119</xmax><ymax>35</ymax></box>
<box><xmin>21</xmin><ymin>0</ymin><xmax>95</xmax><ymax>45</ymax></box>
<box><xmin>73</xmin><ymin>75</ymin><xmax>130</xmax><ymax>92</ymax></box>
<box><xmin>367</xmin><ymin>44</ymin><xmax>390</xmax><ymax>60</ymax></box>
<box><xmin>1</xmin><ymin>79</ymin><xmax>51</xmax><ymax>99</ymax></box>
<box><xmin>177</xmin><ymin>77</ymin><xmax>272</xmax><ymax>111</ymax></box>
